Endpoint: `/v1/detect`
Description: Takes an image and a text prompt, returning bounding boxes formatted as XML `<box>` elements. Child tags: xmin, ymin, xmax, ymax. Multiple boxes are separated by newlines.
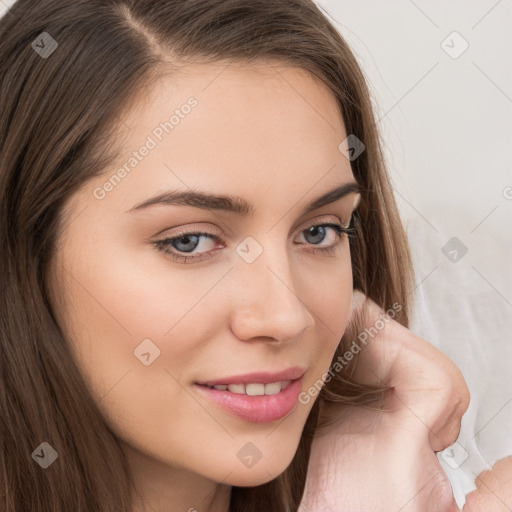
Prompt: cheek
<box><xmin>55</xmin><ymin>245</ymin><xmax>243</xmax><ymax>471</ymax></box>
<box><xmin>56</xmin><ymin>242</ymin><xmax>230</xmax><ymax>393</ymax></box>
<box><xmin>54</xmin><ymin>230</ymin><xmax>353</xmax><ymax>482</ymax></box>
<box><xmin>58</xmin><ymin>233</ymin><xmax>353</xmax><ymax>398</ymax></box>
<box><xmin>297</xmin><ymin>254</ymin><xmax>353</xmax><ymax>390</ymax></box>
<box><xmin>303</xmin><ymin>252</ymin><xmax>353</xmax><ymax>338</ymax></box>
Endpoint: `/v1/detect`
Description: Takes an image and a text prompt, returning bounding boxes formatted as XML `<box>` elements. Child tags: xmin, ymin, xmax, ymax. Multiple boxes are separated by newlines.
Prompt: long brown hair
<box><xmin>0</xmin><ymin>1</ymin><xmax>415</xmax><ymax>510</ymax></box>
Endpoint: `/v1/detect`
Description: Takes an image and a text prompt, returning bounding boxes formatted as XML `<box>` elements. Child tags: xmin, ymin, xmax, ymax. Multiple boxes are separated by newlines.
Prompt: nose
<box><xmin>228</xmin><ymin>243</ymin><xmax>315</xmax><ymax>345</ymax></box>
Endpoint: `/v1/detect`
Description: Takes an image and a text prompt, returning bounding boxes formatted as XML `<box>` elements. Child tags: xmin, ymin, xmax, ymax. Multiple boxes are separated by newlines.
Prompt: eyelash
<box><xmin>152</xmin><ymin>221</ymin><xmax>357</xmax><ymax>264</ymax></box>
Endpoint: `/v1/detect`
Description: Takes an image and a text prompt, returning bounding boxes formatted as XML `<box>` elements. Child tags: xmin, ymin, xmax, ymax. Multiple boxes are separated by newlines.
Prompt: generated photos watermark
<box><xmin>298</xmin><ymin>301</ymin><xmax>403</xmax><ymax>405</ymax></box>
<box><xmin>93</xmin><ymin>96</ymin><xmax>198</xmax><ymax>200</ymax></box>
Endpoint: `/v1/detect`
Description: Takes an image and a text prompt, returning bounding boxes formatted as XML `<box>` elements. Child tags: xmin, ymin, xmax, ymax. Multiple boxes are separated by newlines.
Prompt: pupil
<box><xmin>307</xmin><ymin>226</ymin><xmax>324</xmax><ymax>244</ymax></box>
<box><xmin>174</xmin><ymin>235</ymin><xmax>199</xmax><ymax>253</ymax></box>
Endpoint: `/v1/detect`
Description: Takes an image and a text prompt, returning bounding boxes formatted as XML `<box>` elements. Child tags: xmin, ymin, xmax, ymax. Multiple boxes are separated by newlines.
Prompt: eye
<box><xmin>152</xmin><ymin>220</ymin><xmax>356</xmax><ymax>264</ymax></box>
<box><xmin>153</xmin><ymin>228</ymin><xmax>223</xmax><ymax>264</ymax></box>
<box><xmin>297</xmin><ymin>222</ymin><xmax>352</xmax><ymax>256</ymax></box>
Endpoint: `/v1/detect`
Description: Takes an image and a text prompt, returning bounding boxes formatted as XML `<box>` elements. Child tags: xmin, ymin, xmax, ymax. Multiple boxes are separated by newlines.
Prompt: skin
<box><xmin>300</xmin><ymin>293</ymin><xmax>470</xmax><ymax>511</ymax></box>
<box><xmin>49</xmin><ymin>60</ymin><xmax>487</xmax><ymax>511</ymax></box>
<box><xmin>301</xmin><ymin>295</ymin><xmax>511</xmax><ymax>512</ymax></box>
<box><xmin>463</xmin><ymin>456</ymin><xmax>512</xmax><ymax>511</ymax></box>
<box><xmin>50</xmin><ymin>61</ymin><xmax>361</xmax><ymax>512</ymax></box>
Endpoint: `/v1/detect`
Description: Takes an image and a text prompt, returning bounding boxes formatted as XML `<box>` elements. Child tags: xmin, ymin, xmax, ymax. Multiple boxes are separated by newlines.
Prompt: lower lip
<box><xmin>194</xmin><ymin>377</ymin><xmax>303</xmax><ymax>423</ymax></box>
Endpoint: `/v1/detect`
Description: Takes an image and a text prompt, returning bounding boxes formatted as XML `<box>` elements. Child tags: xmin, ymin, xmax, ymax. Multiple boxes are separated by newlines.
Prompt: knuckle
<box><xmin>463</xmin><ymin>489</ymin><xmax>489</xmax><ymax>511</ymax></box>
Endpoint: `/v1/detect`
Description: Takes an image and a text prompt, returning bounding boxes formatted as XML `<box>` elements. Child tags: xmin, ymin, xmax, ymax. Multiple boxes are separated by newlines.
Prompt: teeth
<box><xmin>211</xmin><ymin>381</ymin><xmax>289</xmax><ymax>395</ymax></box>
<box><xmin>246</xmin><ymin>383</ymin><xmax>265</xmax><ymax>396</ymax></box>
<box><xmin>227</xmin><ymin>383</ymin><xmax>245</xmax><ymax>394</ymax></box>
<box><xmin>264</xmin><ymin>381</ymin><xmax>282</xmax><ymax>395</ymax></box>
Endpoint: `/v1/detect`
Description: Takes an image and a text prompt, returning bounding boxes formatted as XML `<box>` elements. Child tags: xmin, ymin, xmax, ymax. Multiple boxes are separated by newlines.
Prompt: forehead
<box><xmin>87</xmin><ymin>60</ymin><xmax>354</xmax><ymax>215</ymax></box>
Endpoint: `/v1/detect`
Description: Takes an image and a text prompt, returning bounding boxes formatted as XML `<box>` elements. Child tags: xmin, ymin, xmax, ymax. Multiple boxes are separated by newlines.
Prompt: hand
<box><xmin>463</xmin><ymin>456</ymin><xmax>512</xmax><ymax>511</ymax></box>
<box><xmin>299</xmin><ymin>292</ymin><xmax>470</xmax><ymax>512</ymax></box>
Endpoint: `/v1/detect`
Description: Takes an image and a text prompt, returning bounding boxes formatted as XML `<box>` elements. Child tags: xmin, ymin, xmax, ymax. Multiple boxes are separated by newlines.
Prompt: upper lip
<box><xmin>195</xmin><ymin>366</ymin><xmax>305</xmax><ymax>386</ymax></box>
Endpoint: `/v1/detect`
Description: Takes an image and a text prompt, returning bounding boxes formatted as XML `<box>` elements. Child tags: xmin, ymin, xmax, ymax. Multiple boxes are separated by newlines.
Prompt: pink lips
<box><xmin>195</xmin><ymin>366</ymin><xmax>305</xmax><ymax>387</ymax></box>
<box><xmin>194</xmin><ymin>366</ymin><xmax>305</xmax><ymax>423</ymax></box>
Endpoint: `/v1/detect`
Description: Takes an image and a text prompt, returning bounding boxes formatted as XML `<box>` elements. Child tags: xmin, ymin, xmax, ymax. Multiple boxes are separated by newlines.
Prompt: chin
<box><xmin>226</xmin><ymin>467</ymin><xmax>287</xmax><ymax>487</ymax></box>
<box><xmin>222</xmin><ymin>450</ymin><xmax>297</xmax><ymax>488</ymax></box>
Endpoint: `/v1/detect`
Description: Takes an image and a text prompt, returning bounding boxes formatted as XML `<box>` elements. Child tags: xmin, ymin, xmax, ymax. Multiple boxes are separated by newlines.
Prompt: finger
<box><xmin>387</xmin><ymin>326</ymin><xmax>470</xmax><ymax>452</ymax></box>
<box><xmin>344</xmin><ymin>293</ymin><xmax>470</xmax><ymax>453</ymax></box>
<box><xmin>429</xmin><ymin>375</ymin><xmax>469</xmax><ymax>452</ymax></box>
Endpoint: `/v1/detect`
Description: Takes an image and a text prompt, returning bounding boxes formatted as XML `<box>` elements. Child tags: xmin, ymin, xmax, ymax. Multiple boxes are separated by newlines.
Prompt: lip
<box><xmin>195</xmin><ymin>366</ymin><xmax>305</xmax><ymax>386</ymax></box>
<box><xmin>194</xmin><ymin>375</ymin><xmax>304</xmax><ymax>423</ymax></box>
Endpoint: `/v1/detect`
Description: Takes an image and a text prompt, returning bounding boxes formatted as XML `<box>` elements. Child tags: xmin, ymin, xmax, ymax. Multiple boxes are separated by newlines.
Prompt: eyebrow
<box><xmin>126</xmin><ymin>181</ymin><xmax>361</xmax><ymax>216</ymax></box>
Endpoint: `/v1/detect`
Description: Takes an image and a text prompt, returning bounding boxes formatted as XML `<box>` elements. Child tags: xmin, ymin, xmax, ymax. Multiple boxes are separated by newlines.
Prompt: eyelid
<box><xmin>152</xmin><ymin>215</ymin><xmax>355</xmax><ymax>264</ymax></box>
<box><xmin>299</xmin><ymin>214</ymin><xmax>346</xmax><ymax>231</ymax></box>
<box><xmin>155</xmin><ymin>214</ymin><xmax>348</xmax><ymax>242</ymax></box>
<box><xmin>151</xmin><ymin>223</ymin><xmax>221</xmax><ymax>242</ymax></box>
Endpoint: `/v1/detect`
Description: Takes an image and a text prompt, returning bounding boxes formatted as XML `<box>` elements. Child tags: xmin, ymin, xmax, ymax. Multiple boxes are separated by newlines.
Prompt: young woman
<box><xmin>0</xmin><ymin>1</ymin><xmax>471</xmax><ymax>510</ymax></box>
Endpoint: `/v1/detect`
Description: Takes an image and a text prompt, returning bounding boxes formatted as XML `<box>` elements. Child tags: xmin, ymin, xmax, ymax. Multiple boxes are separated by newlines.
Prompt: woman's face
<box><xmin>50</xmin><ymin>61</ymin><xmax>361</xmax><ymax>493</ymax></box>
